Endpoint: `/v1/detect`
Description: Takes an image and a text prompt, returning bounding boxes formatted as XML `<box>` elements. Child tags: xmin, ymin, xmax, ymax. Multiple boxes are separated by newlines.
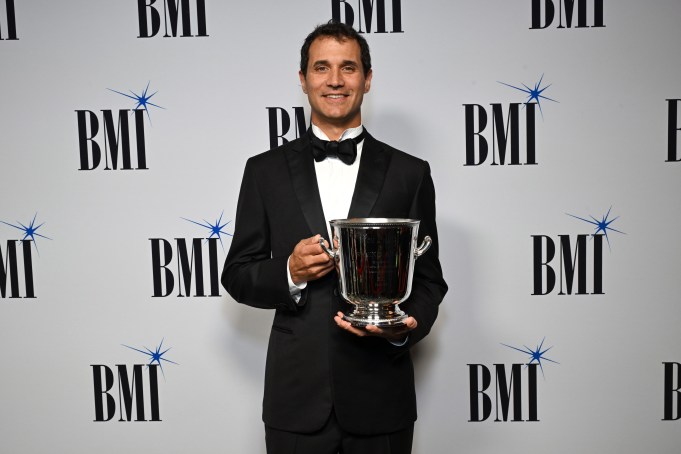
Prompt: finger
<box><xmin>301</xmin><ymin>252</ymin><xmax>333</xmax><ymax>266</ymax></box>
<box><xmin>300</xmin><ymin>242</ymin><xmax>331</xmax><ymax>258</ymax></box>
<box><xmin>364</xmin><ymin>318</ymin><xmax>416</xmax><ymax>338</ymax></box>
<box><xmin>363</xmin><ymin>324</ymin><xmax>404</xmax><ymax>341</ymax></box>
<box><xmin>300</xmin><ymin>256</ymin><xmax>336</xmax><ymax>276</ymax></box>
<box><xmin>308</xmin><ymin>248</ymin><xmax>334</xmax><ymax>261</ymax></box>
<box><xmin>308</xmin><ymin>259</ymin><xmax>335</xmax><ymax>273</ymax></box>
<box><xmin>295</xmin><ymin>236</ymin><xmax>322</xmax><ymax>254</ymax></box>
<box><xmin>310</xmin><ymin>263</ymin><xmax>335</xmax><ymax>279</ymax></box>
<box><xmin>293</xmin><ymin>251</ymin><xmax>333</xmax><ymax>270</ymax></box>
<box><xmin>305</xmin><ymin>234</ymin><xmax>324</xmax><ymax>245</ymax></box>
<box><xmin>291</xmin><ymin>256</ymin><xmax>333</xmax><ymax>278</ymax></box>
<box><xmin>364</xmin><ymin>324</ymin><xmax>384</xmax><ymax>335</ymax></box>
<box><xmin>334</xmin><ymin>313</ymin><xmax>367</xmax><ymax>337</ymax></box>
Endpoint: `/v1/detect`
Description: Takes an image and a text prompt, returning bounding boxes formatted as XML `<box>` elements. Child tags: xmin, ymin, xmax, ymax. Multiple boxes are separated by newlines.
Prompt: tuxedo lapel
<box><xmin>285</xmin><ymin>132</ymin><xmax>331</xmax><ymax>243</ymax></box>
<box><xmin>348</xmin><ymin>132</ymin><xmax>391</xmax><ymax>218</ymax></box>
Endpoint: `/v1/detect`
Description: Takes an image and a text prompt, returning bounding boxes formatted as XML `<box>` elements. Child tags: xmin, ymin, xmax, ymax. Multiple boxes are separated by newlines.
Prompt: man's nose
<box><xmin>326</xmin><ymin>68</ymin><xmax>344</xmax><ymax>87</ymax></box>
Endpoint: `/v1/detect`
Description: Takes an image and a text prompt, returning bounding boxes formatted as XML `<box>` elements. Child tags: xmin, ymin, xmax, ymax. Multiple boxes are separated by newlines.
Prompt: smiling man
<box><xmin>222</xmin><ymin>21</ymin><xmax>447</xmax><ymax>454</ymax></box>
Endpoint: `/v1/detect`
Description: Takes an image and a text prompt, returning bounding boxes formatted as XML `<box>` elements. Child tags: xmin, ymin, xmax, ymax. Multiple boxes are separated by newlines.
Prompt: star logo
<box><xmin>182</xmin><ymin>211</ymin><xmax>233</xmax><ymax>252</ymax></box>
<box><xmin>502</xmin><ymin>337</ymin><xmax>559</xmax><ymax>378</ymax></box>
<box><xmin>566</xmin><ymin>206</ymin><xmax>625</xmax><ymax>250</ymax></box>
<box><xmin>108</xmin><ymin>81</ymin><xmax>164</xmax><ymax>124</ymax></box>
<box><xmin>123</xmin><ymin>339</ymin><xmax>178</xmax><ymax>378</ymax></box>
<box><xmin>0</xmin><ymin>213</ymin><xmax>51</xmax><ymax>254</ymax></box>
<box><xmin>498</xmin><ymin>74</ymin><xmax>558</xmax><ymax>119</ymax></box>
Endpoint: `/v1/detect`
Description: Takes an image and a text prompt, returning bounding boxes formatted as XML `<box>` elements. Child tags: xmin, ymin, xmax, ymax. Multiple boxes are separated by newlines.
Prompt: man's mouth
<box><xmin>324</xmin><ymin>94</ymin><xmax>348</xmax><ymax>99</ymax></box>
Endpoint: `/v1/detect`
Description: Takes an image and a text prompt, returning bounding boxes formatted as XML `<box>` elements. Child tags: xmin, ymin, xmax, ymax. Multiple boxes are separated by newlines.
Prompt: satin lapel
<box><xmin>348</xmin><ymin>132</ymin><xmax>391</xmax><ymax>218</ymax></box>
<box><xmin>285</xmin><ymin>132</ymin><xmax>331</xmax><ymax>243</ymax></box>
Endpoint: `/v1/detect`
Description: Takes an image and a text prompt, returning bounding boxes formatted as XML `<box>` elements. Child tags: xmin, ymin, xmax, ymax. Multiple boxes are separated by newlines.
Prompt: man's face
<box><xmin>299</xmin><ymin>36</ymin><xmax>372</xmax><ymax>137</ymax></box>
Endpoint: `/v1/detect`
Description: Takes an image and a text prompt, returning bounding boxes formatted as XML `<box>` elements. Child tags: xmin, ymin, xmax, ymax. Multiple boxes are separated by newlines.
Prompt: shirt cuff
<box><xmin>388</xmin><ymin>336</ymin><xmax>409</xmax><ymax>347</ymax></box>
<box><xmin>287</xmin><ymin>256</ymin><xmax>307</xmax><ymax>304</ymax></box>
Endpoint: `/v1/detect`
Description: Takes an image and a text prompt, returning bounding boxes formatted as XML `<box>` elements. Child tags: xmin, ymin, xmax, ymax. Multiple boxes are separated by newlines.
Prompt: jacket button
<box><xmin>333</xmin><ymin>288</ymin><xmax>339</xmax><ymax>297</ymax></box>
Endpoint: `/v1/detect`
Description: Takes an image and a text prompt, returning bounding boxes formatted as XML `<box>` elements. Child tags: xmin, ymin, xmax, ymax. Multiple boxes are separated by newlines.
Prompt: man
<box><xmin>222</xmin><ymin>21</ymin><xmax>447</xmax><ymax>454</ymax></box>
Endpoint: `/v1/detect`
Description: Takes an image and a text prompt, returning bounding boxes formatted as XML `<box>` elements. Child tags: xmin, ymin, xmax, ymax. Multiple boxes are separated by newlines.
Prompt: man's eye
<box><xmin>342</xmin><ymin>66</ymin><xmax>356</xmax><ymax>72</ymax></box>
<box><xmin>315</xmin><ymin>66</ymin><xmax>328</xmax><ymax>72</ymax></box>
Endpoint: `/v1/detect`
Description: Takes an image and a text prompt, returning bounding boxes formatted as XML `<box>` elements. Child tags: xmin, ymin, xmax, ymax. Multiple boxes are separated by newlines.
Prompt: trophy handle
<box><xmin>319</xmin><ymin>237</ymin><xmax>338</xmax><ymax>259</ymax></box>
<box><xmin>414</xmin><ymin>235</ymin><xmax>432</xmax><ymax>258</ymax></box>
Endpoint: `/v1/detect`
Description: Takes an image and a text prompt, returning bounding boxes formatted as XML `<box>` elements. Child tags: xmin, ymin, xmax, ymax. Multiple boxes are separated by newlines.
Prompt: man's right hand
<box><xmin>289</xmin><ymin>234</ymin><xmax>335</xmax><ymax>285</ymax></box>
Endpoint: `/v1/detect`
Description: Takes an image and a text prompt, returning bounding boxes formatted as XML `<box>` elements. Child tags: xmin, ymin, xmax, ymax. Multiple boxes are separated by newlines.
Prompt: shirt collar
<box><xmin>311</xmin><ymin>124</ymin><xmax>364</xmax><ymax>142</ymax></box>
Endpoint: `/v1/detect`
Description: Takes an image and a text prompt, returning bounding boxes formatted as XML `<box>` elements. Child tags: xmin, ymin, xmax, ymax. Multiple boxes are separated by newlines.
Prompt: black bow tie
<box><xmin>311</xmin><ymin>130</ymin><xmax>366</xmax><ymax>165</ymax></box>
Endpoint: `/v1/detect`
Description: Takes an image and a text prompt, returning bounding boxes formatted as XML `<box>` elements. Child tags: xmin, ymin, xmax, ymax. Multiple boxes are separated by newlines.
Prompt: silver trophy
<box><xmin>320</xmin><ymin>218</ymin><xmax>431</xmax><ymax>327</ymax></box>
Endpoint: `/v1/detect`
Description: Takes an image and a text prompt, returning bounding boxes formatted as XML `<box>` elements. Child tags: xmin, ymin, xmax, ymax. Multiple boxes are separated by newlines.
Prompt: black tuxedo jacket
<box><xmin>222</xmin><ymin>130</ymin><xmax>447</xmax><ymax>435</ymax></box>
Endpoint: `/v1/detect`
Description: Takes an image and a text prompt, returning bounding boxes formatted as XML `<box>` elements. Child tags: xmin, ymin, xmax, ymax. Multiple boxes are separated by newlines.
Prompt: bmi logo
<box><xmin>464</xmin><ymin>74</ymin><xmax>557</xmax><ymax>166</ymax></box>
<box><xmin>268</xmin><ymin>106</ymin><xmax>307</xmax><ymax>150</ymax></box>
<box><xmin>468</xmin><ymin>338</ymin><xmax>558</xmax><ymax>422</ymax></box>
<box><xmin>76</xmin><ymin>82</ymin><xmax>163</xmax><ymax>171</ymax></box>
<box><xmin>530</xmin><ymin>0</ymin><xmax>605</xmax><ymax>29</ymax></box>
<box><xmin>91</xmin><ymin>339</ymin><xmax>177</xmax><ymax>422</ymax></box>
<box><xmin>663</xmin><ymin>362</ymin><xmax>681</xmax><ymax>421</ymax></box>
<box><xmin>532</xmin><ymin>207</ymin><xmax>624</xmax><ymax>296</ymax></box>
<box><xmin>137</xmin><ymin>0</ymin><xmax>208</xmax><ymax>38</ymax></box>
<box><xmin>332</xmin><ymin>0</ymin><xmax>403</xmax><ymax>33</ymax></box>
<box><xmin>0</xmin><ymin>214</ymin><xmax>50</xmax><ymax>299</ymax></box>
<box><xmin>0</xmin><ymin>0</ymin><xmax>18</xmax><ymax>40</ymax></box>
<box><xmin>150</xmin><ymin>213</ymin><xmax>232</xmax><ymax>297</ymax></box>
<box><xmin>667</xmin><ymin>99</ymin><xmax>681</xmax><ymax>163</ymax></box>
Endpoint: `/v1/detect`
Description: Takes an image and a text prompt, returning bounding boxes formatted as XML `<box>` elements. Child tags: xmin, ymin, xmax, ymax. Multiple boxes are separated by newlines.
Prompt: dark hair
<box><xmin>300</xmin><ymin>21</ymin><xmax>372</xmax><ymax>77</ymax></box>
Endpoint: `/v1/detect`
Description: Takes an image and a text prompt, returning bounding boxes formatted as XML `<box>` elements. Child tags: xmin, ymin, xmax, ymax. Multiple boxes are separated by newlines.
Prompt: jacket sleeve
<box><xmin>401</xmin><ymin>161</ymin><xmax>448</xmax><ymax>347</ymax></box>
<box><xmin>221</xmin><ymin>158</ymin><xmax>305</xmax><ymax>312</ymax></box>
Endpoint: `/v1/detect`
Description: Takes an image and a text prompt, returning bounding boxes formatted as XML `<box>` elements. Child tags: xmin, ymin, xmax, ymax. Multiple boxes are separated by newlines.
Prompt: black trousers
<box><xmin>265</xmin><ymin>411</ymin><xmax>414</xmax><ymax>454</ymax></box>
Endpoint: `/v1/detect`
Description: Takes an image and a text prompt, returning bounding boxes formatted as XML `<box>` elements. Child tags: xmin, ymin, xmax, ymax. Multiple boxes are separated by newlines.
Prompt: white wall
<box><xmin>1</xmin><ymin>1</ymin><xmax>680</xmax><ymax>452</ymax></box>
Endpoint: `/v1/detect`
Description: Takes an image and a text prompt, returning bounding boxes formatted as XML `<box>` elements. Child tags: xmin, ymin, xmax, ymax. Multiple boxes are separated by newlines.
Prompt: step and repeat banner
<box><xmin>1</xmin><ymin>1</ymin><xmax>680</xmax><ymax>453</ymax></box>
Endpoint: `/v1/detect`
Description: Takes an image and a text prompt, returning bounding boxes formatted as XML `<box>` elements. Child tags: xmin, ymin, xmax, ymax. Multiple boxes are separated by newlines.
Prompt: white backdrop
<box><xmin>1</xmin><ymin>1</ymin><xmax>680</xmax><ymax>453</ymax></box>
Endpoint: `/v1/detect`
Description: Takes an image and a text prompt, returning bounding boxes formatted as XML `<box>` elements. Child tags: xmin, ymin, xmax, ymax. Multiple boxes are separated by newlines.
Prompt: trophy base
<box><xmin>343</xmin><ymin>302</ymin><xmax>408</xmax><ymax>328</ymax></box>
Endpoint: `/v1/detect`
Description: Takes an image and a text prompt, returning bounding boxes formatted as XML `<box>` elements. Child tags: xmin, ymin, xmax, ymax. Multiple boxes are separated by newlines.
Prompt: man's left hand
<box><xmin>334</xmin><ymin>311</ymin><xmax>417</xmax><ymax>342</ymax></box>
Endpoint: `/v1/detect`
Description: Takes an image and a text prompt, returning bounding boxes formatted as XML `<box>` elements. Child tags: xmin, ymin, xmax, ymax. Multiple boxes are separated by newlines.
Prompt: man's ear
<box><xmin>299</xmin><ymin>70</ymin><xmax>308</xmax><ymax>94</ymax></box>
<box><xmin>364</xmin><ymin>69</ymin><xmax>373</xmax><ymax>93</ymax></box>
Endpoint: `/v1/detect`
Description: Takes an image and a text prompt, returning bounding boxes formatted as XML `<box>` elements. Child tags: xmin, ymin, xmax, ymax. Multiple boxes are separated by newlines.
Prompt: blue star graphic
<box><xmin>502</xmin><ymin>337</ymin><xmax>559</xmax><ymax>378</ymax></box>
<box><xmin>566</xmin><ymin>206</ymin><xmax>625</xmax><ymax>250</ymax></box>
<box><xmin>498</xmin><ymin>74</ymin><xmax>559</xmax><ymax>119</ymax></box>
<box><xmin>0</xmin><ymin>213</ymin><xmax>51</xmax><ymax>254</ymax></box>
<box><xmin>123</xmin><ymin>339</ymin><xmax>178</xmax><ymax>378</ymax></box>
<box><xmin>182</xmin><ymin>211</ymin><xmax>233</xmax><ymax>252</ymax></box>
<box><xmin>108</xmin><ymin>81</ymin><xmax>164</xmax><ymax>124</ymax></box>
